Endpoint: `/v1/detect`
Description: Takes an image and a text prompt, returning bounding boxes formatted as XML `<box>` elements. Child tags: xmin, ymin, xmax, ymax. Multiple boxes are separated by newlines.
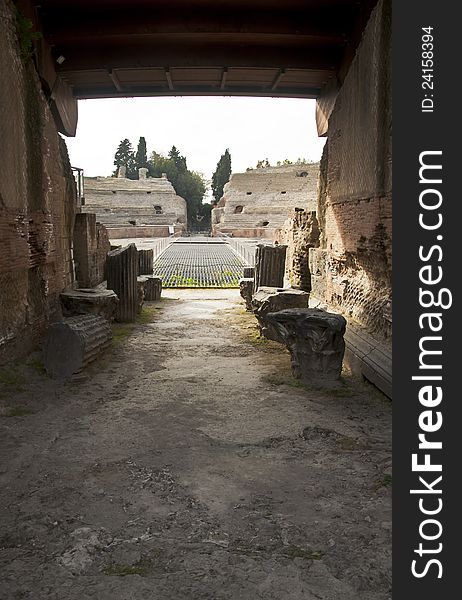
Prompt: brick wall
<box><xmin>311</xmin><ymin>0</ymin><xmax>392</xmax><ymax>339</ymax></box>
<box><xmin>0</xmin><ymin>0</ymin><xmax>78</xmax><ymax>363</ymax></box>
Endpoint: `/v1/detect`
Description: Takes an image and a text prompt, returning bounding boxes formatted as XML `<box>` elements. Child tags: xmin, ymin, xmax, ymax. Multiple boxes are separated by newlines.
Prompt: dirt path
<box><xmin>0</xmin><ymin>290</ymin><xmax>391</xmax><ymax>600</ymax></box>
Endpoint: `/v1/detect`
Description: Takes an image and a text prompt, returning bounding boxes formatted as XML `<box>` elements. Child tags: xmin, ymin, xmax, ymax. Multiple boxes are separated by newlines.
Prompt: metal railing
<box><xmin>151</xmin><ymin>236</ymin><xmax>173</xmax><ymax>261</ymax></box>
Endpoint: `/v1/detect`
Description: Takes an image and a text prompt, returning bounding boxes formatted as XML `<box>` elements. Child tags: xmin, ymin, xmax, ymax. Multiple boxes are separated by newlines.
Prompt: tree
<box><xmin>148</xmin><ymin>148</ymin><xmax>207</xmax><ymax>230</ymax></box>
<box><xmin>211</xmin><ymin>149</ymin><xmax>231</xmax><ymax>202</ymax></box>
<box><xmin>113</xmin><ymin>138</ymin><xmax>136</xmax><ymax>178</ymax></box>
<box><xmin>168</xmin><ymin>145</ymin><xmax>187</xmax><ymax>173</ymax></box>
<box><xmin>134</xmin><ymin>136</ymin><xmax>148</xmax><ymax>172</ymax></box>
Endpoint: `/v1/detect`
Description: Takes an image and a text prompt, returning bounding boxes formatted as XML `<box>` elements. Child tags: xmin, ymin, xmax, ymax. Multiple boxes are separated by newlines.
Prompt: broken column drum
<box><xmin>254</xmin><ymin>244</ymin><xmax>287</xmax><ymax>290</ymax></box>
<box><xmin>43</xmin><ymin>315</ymin><xmax>112</xmax><ymax>378</ymax></box>
<box><xmin>239</xmin><ymin>278</ymin><xmax>254</xmax><ymax>311</ymax></box>
<box><xmin>251</xmin><ymin>287</ymin><xmax>309</xmax><ymax>341</ymax></box>
<box><xmin>144</xmin><ymin>276</ymin><xmax>162</xmax><ymax>301</ymax></box>
<box><xmin>265</xmin><ymin>308</ymin><xmax>346</xmax><ymax>385</ymax></box>
<box><xmin>60</xmin><ymin>288</ymin><xmax>119</xmax><ymax>321</ymax></box>
<box><xmin>106</xmin><ymin>244</ymin><xmax>138</xmax><ymax>322</ymax></box>
<box><xmin>138</xmin><ymin>249</ymin><xmax>154</xmax><ymax>275</ymax></box>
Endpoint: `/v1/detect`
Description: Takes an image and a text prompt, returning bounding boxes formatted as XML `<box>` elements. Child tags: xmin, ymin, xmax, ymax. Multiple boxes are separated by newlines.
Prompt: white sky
<box><xmin>66</xmin><ymin>96</ymin><xmax>325</xmax><ymax>181</ymax></box>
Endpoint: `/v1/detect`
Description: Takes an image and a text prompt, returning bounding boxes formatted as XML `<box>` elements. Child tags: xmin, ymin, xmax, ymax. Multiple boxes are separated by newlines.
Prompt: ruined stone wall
<box><xmin>82</xmin><ymin>175</ymin><xmax>187</xmax><ymax>231</ymax></box>
<box><xmin>0</xmin><ymin>0</ymin><xmax>78</xmax><ymax>363</ymax></box>
<box><xmin>73</xmin><ymin>213</ymin><xmax>110</xmax><ymax>288</ymax></box>
<box><xmin>311</xmin><ymin>0</ymin><xmax>392</xmax><ymax>339</ymax></box>
<box><xmin>212</xmin><ymin>164</ymin><xmax>319</xmax><ymax>238</ymax></box>
<box><xmin>275</xmin><ymin>210</ymin><xmax>320</xmax><ymax>291</ymax></box>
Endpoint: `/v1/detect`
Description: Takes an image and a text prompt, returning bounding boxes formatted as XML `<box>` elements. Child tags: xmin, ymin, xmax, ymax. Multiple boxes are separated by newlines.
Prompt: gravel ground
<box><xmin>0</xmin><ymin>289</ymin><xmax>391</xmax><ymax>599</ymax></box>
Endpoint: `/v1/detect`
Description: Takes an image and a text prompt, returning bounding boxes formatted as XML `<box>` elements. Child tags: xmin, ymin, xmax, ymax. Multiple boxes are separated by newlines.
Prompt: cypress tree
<box><xmin>211</xmin><ymin>149</ymin><xmax>232</xmax><ymax>202</ymax></box>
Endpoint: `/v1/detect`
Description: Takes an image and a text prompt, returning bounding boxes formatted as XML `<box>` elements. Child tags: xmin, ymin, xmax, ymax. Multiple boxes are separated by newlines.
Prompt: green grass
<box><xmin>104</xmin><ymin>564</ymin><xmax>148</xmax><ymax>577</ymax></box>
<box><xmin>0</xmin><ymin>367</ymin><xmax>23</xmax><ymax>387</ymax></box>
<box><xmin>26</xmin><ymin>357</ymin><xmax>46</xmax><ymax>375</ymax></box>
<box><xmin>5</xmin><ymin>406</ymin><xmax>33</xmax><ymax>417</ymax></box>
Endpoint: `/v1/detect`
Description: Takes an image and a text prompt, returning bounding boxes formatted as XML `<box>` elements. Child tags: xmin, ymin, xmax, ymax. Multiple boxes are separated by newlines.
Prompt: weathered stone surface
<box><xmin>251</xmin><ymin>287</ymin><xmax>309</xmax><ymax>341</ymax></box>
<box><xmin>73</xmin><ymin>213</ymin><xmax>110</xmax><ymax>288</ymax></box>
<box><xmin>254</xmin><ymin>244</ymin><xmax>287</xmax><ymax>290</ymax></box>
<box><xmin>239</xmin><ymin>278</ymin><xmax>254</xmax><ymax>311</ymax></box>
<box><xmin>137</xmin><ymin>277</ymin><xmax>147</xmax><ymax>314</ymax></box>
<box><xmin>0</xmin><ymin>1</ymin><xmax>78</xmax><ymax>363</ymax></box>
<box><xmin>43</xmin><ymin>314</ymin><xmax>112</xmax><ymax>378</ymax></box>
<box><xmin>60</xmin><ymin>288</ymin><xmax>119</xmax><ymax>321</ymax></box>
<box><xmin>144</xmin><ymin>276</ymin><xmax>162</xmax><ymax>301</ymax></box>
<box><xmin>106</xmin><ymin>244</ymin><xmax>138</xmax><ymax>322</ymax></box>
<box><xmin>265</xmin><ymin>308</ymin><xmax>346</xmax><ymax>384</ymax></box>
<box><xmin>138</xmin><ymin>249</ymin><xmax>154</xmax><ymax>275</ymax></box>
<box><xmin>211</xmin><ymin>164</ymin><xmax>319</xmax><ymax>238</ymax></box>
<box><xmin>82</xmin><ymin>172</ymin><xmax>187</xmax><ymax>237</ymax></box>
<box><xmin>275</xmin><ymin>210</ymin><xmax>320</xmax><ymax>291</ymax></box>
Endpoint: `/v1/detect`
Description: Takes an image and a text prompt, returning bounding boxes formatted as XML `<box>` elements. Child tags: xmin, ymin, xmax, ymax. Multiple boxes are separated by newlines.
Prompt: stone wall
<box><xmin>310</xmin><ymin>0</ymin><xmax>392</xmax><ymax>339</ymax></box>
<box><xmin>212</xmin><ymin>164</ymin><xmax>319</xmax><ymax>238</ymax></box>
<box><xmin>73</xmin><ymin>213</ymin><xmax>110</xmax><ymax>288</ymax></box>
<box><xmin>275</xmin><ymin>210</ymin><xmax>320</xmax><ymax>291</ymax></box>
<box><xmin>82</xmin><ymin>173</ymin><xmax>187</xmax><ymax>234</ymax></box>
<box><xmin>0</xmin><ymin>0</ymin><xmax>79</xmax><ymax>363</ymax></box>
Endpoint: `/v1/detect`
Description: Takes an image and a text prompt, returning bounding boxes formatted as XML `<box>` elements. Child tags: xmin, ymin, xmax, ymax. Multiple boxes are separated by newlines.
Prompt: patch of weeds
<box><xmin>5</xmin><ymin>406</ymin><xmax>33</xmax><ymax>417</ymax></box>
<box><xmin>247</xmin><ymin>330</ymin><xmax>268</xmax><ymax>345</ymax></box>
<box><xmin>104</xmin><ymin>563</ymin><xmax>148</xmax><ymax>577</ymax></box>
<box><xmin>0</xmin><ymin>368</ymin><xmax>23</xmax><ymax>387</ymax></box>
<box><xmin>336</xmin><ymin>435</ymin><xmax>362</xmax><ymax>451</ymax></box>
<box><xmin>265</xmin><ymin>372</ymin><xmax>305</xmax><ymax>389</ymax></box>
<box><xmin>373</xmin><ymin>473</ymin><xmax>392</xmax><ymax>491</ymax></box>
<box><xmin>284</xmin><ymin>546</ymin><xmax>324</xmax><ymax>560</ymax></box>
<box><xmin>382</xmin><ymin>473</ymin><xmax>392</xmax><ymax>487</ymax></box>
<box><xmin>26</xmin><ymin>357</ymin><xmax>46</xmax><ymax>375</ymax></box>
<box><xmin>0</xmin><ymin>367</ymin><xmax>24</xmax><ymax>397</ymax></box>
<box><xmin>136</xmin><ymin>306</ymin><xmax>157</xmax><ymax>324</ymax></box>
<box><xmin>111</xmin><ymin>324</ymin><xmax>135</xmax><ymax>346</ymax></box>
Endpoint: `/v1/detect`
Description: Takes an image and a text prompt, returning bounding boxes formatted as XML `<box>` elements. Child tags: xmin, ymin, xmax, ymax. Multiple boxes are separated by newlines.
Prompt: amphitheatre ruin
<box><xmin>83</xmin><ymin>167</ymin><xmax>188</xmax><ymax>238</ymax></box>
<box><xmin>0</xmin><ymin>1</ymin><xmax>392</xmax><ymax>598</ymax></box>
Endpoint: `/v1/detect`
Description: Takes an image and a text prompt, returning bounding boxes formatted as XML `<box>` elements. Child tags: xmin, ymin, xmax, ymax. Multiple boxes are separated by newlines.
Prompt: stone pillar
<box><xmin>73</xmin><ymin>213</ymin><xmax>96</xmax><ymax>288</ymax></box>
<box><xmin>138</xmin><ymin>249</ymin><xmax>154</xmax><ymax>275</ymax></box>
<box><xmin>43</xmin><ymin>315</ymin><xmax>112</xmax><ymax>378</ymax></box>
<box><xmin>106</xmin><ymin>244</ymin><xmax>138</xmax><ymax>322</ymax></box>
<box><xmin>117</xmin><ymin>166</ymin><xmax>126</xmax><ymax>178</ymax></box>
<box><xmin>144</xmin><ymin>276</ymin><xmax>162</xmax><ymax>301</ymax></box>
<box><xmin>254</xmin><ymin>244</ymin><xmax>287</xmax><ymax>291</ymax></box>
<box><xmin>265</xmin><ymin>308</ymin><xmax>346</xmax><ymax>385</ymax></box>
<box><xmin>239</xmin><ymin>278</ymin><xmax>254</xmax><ymax>311</ymax></box>
<box><xmin>138</xmin><ymin>168</ymin><xmax>148</xmax><ymax>180</ymax></box>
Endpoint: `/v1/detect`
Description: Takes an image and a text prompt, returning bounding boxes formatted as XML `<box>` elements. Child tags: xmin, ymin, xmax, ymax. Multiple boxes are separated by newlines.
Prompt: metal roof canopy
<box><xmin>30</xmin><ymin>0</ymin><xmax>378</xmax><ymax>100</ymax></box>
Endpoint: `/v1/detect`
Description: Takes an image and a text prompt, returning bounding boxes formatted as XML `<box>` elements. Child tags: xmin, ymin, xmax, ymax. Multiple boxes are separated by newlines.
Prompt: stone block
<box><xmin>60</xmin><ymin>288</ymin><xmax>119</xmax><ymax>321</ymax></box>
<box><xmin>106</xmin><ymin>244</ymin><xmax>138</xmax><ymax>322</ymax></box>
<box><xmin>138</xmin><ymin>249</ymin><xmax>154</xmax><ymax>275</ymax></box>
<box><xmin>254</xmin><ymin>244</ymin><xmax>287</xmax><ymax>290</ymax></box>
<box><xmin>239</xmin><ymin>278</ymin><xmax>254</xmax><ymax>311</ymax></box>
<box><xmin>251</xmin><ymin>287</ymin><xmax>309</xmax><ymax>342</ymax></box>
<box><xmin>43</xmin><ymin>314</ymin><xmax>112</xmax><ymax>378</ymax></box>
<box><xmin>265</xmin><ymin>308</ymin><xmax>346</xmax><ymax>385</ymax></box>
<box><xmin>144</xmin><ymin>276</ymin><xmax>162</xmax><ymax>301</ymax></box>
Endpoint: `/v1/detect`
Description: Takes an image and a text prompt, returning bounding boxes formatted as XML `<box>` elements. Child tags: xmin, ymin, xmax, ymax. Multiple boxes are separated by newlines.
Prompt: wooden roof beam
<box><xmin>220</xmin><ymin>67</ymin><xmax>228</xmax><ymax>90</ymax></box>
<box><xmin>108</xmin><ymin>69</ymin><xmax>123</xmax><ymax>91</ymax></box>
<box><xmin>271</xmin><ymin>68</ymin><xmax>286</xmax><ymax>90</ymax></box>
<box><xmin>165</xmin><ymin>68</ymin><xmax>174</xmax><ymax>90</ymax></box>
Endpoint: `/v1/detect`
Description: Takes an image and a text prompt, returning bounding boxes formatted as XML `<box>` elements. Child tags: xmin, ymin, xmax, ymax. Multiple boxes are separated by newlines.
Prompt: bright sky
<box><xmin>65</xmin><ymin>96</ymin><xmax>325</xmax><ymax>181</ymax></box>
